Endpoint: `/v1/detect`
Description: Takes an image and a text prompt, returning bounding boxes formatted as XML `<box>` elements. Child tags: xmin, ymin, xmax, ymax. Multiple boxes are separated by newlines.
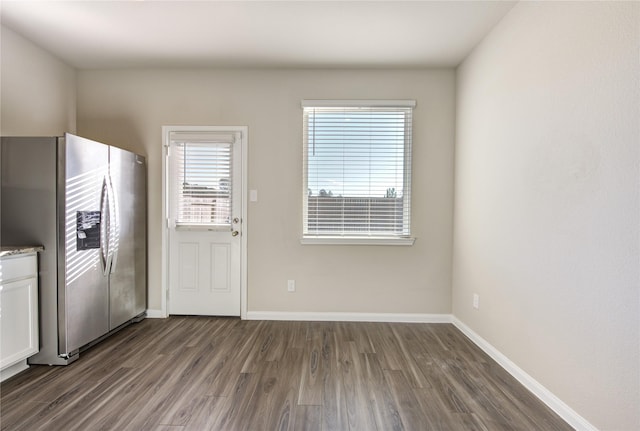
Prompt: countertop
<box><xmin>0</xmin><ymin>246</ymin><xmax>44</xmax><ymax>258</ymax></box>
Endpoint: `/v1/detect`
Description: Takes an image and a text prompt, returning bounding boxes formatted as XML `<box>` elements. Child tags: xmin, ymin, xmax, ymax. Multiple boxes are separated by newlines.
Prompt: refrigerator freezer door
<box><xmin>108</xmin><ymin>146</ymin><xmax>147</xmax><ymax>329</ymax></box>
<box><xmin>59</xmin><ymin>133</ymin><xmax>110</xmax><ymax>355</ymax></box>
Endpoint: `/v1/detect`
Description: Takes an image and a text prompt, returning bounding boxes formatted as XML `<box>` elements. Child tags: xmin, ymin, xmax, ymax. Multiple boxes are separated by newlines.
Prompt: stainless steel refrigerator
<box><xmin>1</xmin><ymin>133</ymin><xmax>146</xmax><ymax>365</ymax></box>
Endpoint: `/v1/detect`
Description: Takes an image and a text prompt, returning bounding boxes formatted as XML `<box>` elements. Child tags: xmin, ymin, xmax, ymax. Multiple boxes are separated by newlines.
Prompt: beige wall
<box><xmin>1</xmin><ymin>25</ymin><xmax>76</xmax><ymax>136</ymax></box>
<box><xmin>453</xmin><ymin>2</ymin><xmax>639</xmax><ymax>430</ymax></box>
<box><xmin>76</xmin><ymin>69</ymin><xmax>456</xmax><ymax>315</ymax></box>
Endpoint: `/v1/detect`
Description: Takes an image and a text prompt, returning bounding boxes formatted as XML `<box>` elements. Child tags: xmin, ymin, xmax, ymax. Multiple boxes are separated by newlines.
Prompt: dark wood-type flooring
<box><xmin>0</xmin><ymin>317</ymin><xmax>572</xmax><ymax>431</ymax></box>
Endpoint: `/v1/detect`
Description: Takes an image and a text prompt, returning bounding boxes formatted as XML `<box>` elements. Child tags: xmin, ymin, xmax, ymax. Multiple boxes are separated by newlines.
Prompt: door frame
<box><xmin>160</xmin><ymin>125</ymin><xmax>248</xmax><ymax>319</ymax></box>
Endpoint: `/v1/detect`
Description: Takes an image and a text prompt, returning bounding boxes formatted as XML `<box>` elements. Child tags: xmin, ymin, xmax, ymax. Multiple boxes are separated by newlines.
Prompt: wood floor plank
<box><xmin>238</xmin><ymin>321</ymin><xmax>271</xmax><ymax>373</ymax></box>
<box><xmin>384</xmin><ymin>369</ymin><xmax>429</xmax><ymax>430</ymax></box>
<box><xmin>208</xmin><ymin>372</ymin><xmax>261</xmax><ymax>430</ymax></box>
<box><xmin>158</xmin><ymin>344</ymin><xmax>228</xmax><ymax>426</ymax></box>
<box><xmin>0</xmin><ymin>401</ymin><xmax>47</xmax><ymax>431</ymax></box>
<box><xmin>240</xmin><ymin>360</ymin><xmax>284</xmax><ymax>429</ymax></box>
<box><xmin>335</xmin><ymin>322</ymin><xmax>376</xmax><ymax>354</ymax></box>
<box><xmin>389</xmin><ymin>324</ymin><xmax>431</xmax><ymax>389</ymax></box>
<box><xmin>184</xmin><ymin>396</ymin><xmax>226</xmax><ymax>431</ymax></box>
<box><xmin>290</xmin><ymin>404</ymin><xmax>322</xmax><ymax>431</ymax></box>
<box><xmin>8</xmin><ymin>379</ymin><xmax>99</xmax><ymax>431</ymax></box>
<box><xmin>261</xmin><ymin>349</ymin><xmax>305</xmax><ymax>431</ymax></box>
<box><xmin>369</xmin><ymin>384</ymin><xmax>405</xmax><ymax>431</ymax></box>
<box><xmin>450</xmin><ymin>412</ymin><xmax>492</xmax><ymax>431</ymax></box>
<box><xmin>0</xmin><ymin>317</ymin><xmax>574</xmax><ymax>431</ymax></box>
<box><xmin>0</xmin><ymin>365</ymin><xmax>57</xmax><ymax>404</ymax></box>
<box><xmin>467</xmin><ymin>358</ymin><xmax>572</xmax><ymax>431</ymax></box>
<box><xmin>182</xmin><ymin>396</ymin><xmax>225</xmax><ymax>431</ymax></box>
<box><xmin>38</xmin><ymin>366</ymin><xmax>142</xmax><ymax>431</ymax></box>
<box><xmin>204</xmin><ymin>330</ymin><xmax>257</xmax><ymax>398</ymax></box>
<box><xmin>440</xmin><ymin>356</ymin><xmax>531</xmax><ymax>431</ymax></box>
<box><xmin>115</xmin><ymin>345</ymin><xmax>218</xmax><ymax>430</ymax></box>
<box><xmin>340</xmin><ymin>341</ymin><xmax>378</xmax><ymax>431</ymax></box>
<box><xmin>412</xmin><ymin>354</ymin><xmax>474</xmax><ymax>414</ymax></box>
<box><xmin>320</xmin><ymin>329</ymin><xmax>349</xmax><ymax>431</ymax></box>
<box><xmin>366</xmin><ymin>353</ymin><xmax>405</xmax><ymax>431</ymax></box>
<box><xmin>412</xmin><ymin>386</ymin><xmax>460</xmax><ymax>430</ymax></box>
<box><xmin>87</xmin><ymin>353</ymin><xmax>181</xmax><ymax>430</ymax></box>
<box><xmin>368</xmin><ymin>323</ymin><xmax>405</xmax><ymax>371</ymax></box>
<box><xmin>297</xmin><ymin>327</ymin><xmax>325</xmax><ymax>406</ymax></box>
<box><xmin>159</xmin><ymin>395</ymin><xmax>211</xmax><ymax>429</ymax></box>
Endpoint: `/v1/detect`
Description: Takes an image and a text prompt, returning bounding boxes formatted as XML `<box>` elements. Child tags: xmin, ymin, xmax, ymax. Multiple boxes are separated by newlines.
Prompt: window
<box><xmin>302</xmin><ymin>100</ymin><xmax>415</xmax><ymax>245</ymax></box>
<box><xmin>169</xmin><ymin>131</ymin><xmax>234</xmax><ymax>228</ymax></box>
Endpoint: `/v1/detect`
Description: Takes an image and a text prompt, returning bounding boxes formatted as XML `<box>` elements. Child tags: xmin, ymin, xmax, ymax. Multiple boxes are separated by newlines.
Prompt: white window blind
<box><xmin>170</xmin><ymin>132</ymin><xmax>234</xmax><ymax>227</ymax></box>
<box><xmin>302</xmin><ymin>100</ymin><xmax>414</xmax><ymax>239</ymax></box>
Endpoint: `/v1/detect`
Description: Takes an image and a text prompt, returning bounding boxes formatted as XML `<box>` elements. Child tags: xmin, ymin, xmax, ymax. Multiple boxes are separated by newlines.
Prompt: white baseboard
<box><xmin>145</xmin><ymin>309</ymin><xmax>167</xmax><ymax>318</ymax></box>
<box><xmin>246</xmin><ymin>311</ymin><xmax>453</xmax><ymax>323</ymax></box>
<box><xmin>0</xmin><ymin>360</ymin><xmax>29</xmax><ymax>382</ymax></box>
<box><xmin>452</xmin><ymin>317</ymin><xmax>597</xmax><ymax>431</ymax></box>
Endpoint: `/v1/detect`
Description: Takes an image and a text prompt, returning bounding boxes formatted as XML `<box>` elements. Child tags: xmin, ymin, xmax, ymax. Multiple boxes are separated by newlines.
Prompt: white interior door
<box><xmin>167</xmin><ymin>129</ymin><xmax>243</xmax><ymax>316</ymax></box>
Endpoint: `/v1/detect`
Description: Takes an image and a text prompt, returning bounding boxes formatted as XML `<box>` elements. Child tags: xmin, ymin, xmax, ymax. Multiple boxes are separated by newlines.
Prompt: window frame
<box><xmin>301</xmin><ymin>99</ymin><xmax>416</xmax><ymax>246</ymax></box>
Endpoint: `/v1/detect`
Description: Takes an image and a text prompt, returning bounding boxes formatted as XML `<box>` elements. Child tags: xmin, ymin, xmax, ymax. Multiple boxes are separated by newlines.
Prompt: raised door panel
<box><xmin>210</xmin><ymin>243</ymin><xmax>230</xmax><ymax>293</ymax></box>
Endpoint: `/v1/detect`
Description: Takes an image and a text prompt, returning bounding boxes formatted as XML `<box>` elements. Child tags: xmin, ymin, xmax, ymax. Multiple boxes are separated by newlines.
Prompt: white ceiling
<box><xmin>0</xmin><ymin>1</ymin><xmax>516</xmax><ymax>69</ymax></box>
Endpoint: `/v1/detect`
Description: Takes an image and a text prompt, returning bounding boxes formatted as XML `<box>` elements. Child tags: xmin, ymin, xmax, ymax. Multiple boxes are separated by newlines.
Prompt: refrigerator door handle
<box><xmin>107</xmin><ymin>173</ymin><xmax>119</xmax><ymax>273</ymax></box>
<box><xmin>100</xmin><ymin>176</ymin><xmax>110</xmax><ymax>275</ymax></box>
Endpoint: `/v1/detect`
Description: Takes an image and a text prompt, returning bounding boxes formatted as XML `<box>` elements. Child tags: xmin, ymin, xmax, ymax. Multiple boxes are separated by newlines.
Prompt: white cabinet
<box><xmin>0</xmin><ymin>252</ymin><xmax>39</xmax><ymax>379</ymax></box>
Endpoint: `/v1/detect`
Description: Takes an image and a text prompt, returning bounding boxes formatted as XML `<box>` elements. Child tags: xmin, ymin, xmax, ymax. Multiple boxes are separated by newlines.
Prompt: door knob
<box><xmin>231</xmin><ymin>230</ymin><xmax>239</xmax><ymax>237</ymax></box>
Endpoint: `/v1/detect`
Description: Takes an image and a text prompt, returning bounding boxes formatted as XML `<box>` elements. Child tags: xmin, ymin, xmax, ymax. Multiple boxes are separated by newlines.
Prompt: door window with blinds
<box><xmin>169</xmin><ymin>132</ymin><xmax>234</xmax><ymax>228</ymax></box>
<box><xmin>302</xmin><ymin>100</ymin><xmax>415</xmax><ymax>244</ymax></box>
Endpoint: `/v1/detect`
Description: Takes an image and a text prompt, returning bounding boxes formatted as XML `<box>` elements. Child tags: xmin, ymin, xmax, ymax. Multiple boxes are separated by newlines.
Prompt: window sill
<box><xmin>300</xmin><ymin>237</ymin><xmax>415</xmax><ymax>246</ymax></box>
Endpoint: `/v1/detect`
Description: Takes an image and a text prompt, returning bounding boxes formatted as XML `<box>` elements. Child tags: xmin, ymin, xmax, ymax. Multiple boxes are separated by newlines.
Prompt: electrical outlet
<box><xmin>287</xmin><ymin>279</ymin><xmax>295</xmax><ymax>292</ymax></box>
<box><xmin>473</xmin><ymin>294</ymin><xmax>480</xmax><ymax>310</ymax></box>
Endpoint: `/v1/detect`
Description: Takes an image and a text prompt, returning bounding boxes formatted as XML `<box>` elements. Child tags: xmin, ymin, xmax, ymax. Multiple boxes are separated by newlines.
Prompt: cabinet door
<box><xmin>0</xmin><ymin>277</ymin><xmax>38</xmax><ymax>369</ymax></box>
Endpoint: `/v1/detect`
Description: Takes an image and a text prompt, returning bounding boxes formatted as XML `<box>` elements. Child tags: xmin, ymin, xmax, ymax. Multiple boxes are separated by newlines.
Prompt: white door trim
<box><xmin>160</xmin><ymin>125</ymin><xmax>248</xmax><ymax>319</ymax></box>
